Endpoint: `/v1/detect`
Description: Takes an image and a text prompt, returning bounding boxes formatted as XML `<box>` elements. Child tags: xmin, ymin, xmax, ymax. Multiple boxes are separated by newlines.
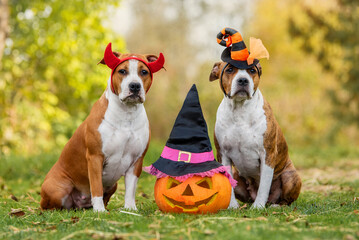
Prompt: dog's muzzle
<box><xmin>122</xmin><ymin>82</ymin><xmax>144</xmax><ymax>103</ymax></box>
<box><xmin>233</xmin><ymin>78</ymin><xmax>250</xmax><ymax>98</ymax></box>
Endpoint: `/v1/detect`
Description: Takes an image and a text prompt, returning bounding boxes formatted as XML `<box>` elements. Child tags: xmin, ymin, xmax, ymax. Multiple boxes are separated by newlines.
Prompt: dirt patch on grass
<box><xmin>299</xmin><ymin>160</ymin><xmax>359</xmax><ymax>193</ymax></box>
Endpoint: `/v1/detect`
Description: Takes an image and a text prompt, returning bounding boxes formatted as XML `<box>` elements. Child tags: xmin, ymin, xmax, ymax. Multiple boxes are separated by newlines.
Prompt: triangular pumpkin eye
<box><xmin>169</xmin><ymin>182</ymin><xmax>179</xmax><ymax>189</ymax></box>
<box><xmin>196</xmin><ymin>178</ymin><xmax>212</xmax><ymax>189</ymax></box>
<box><xmin>167</xmin><ymin>178</ymin><xmax>181</xmax><ymax>189</ymax></box>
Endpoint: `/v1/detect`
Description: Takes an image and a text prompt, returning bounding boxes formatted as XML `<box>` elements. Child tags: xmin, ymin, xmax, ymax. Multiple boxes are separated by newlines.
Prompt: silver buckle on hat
<box><xmin>178</xmin><ymin>151</ymin><xmax>191</xmax><ymax>163</ymax></box>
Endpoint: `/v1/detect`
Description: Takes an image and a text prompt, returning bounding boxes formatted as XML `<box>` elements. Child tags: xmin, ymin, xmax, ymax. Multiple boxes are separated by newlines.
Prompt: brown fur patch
<box><xmin>209</xmin><ymin>62</ymin><xmax>222</xmax><ymax>82</ymax></box>
<box><xmin>103</xmin><ymin>183</ymin><xmax>117</xmax><ymax>207</ymax></box>
<box><xmin>41</xmin><ymin>94</ymin><xmax>109</xmax><ymax>210</ymax></box>
<box><xmin>246</xmin><ymin>64</ymin><xmax>261</xmax><ymax>92</ymax></box>
<box><xmin>137</xmin><ymin>62</ymin><xmax>152</xmax><ymax>92</ymax></box>
<box><xmin>221</xmin><ymin>65</ymin><xmax>237</xmax><ymax>96</ymax></box>
<box><xmin>213</xmin><ymin>130</ymin><xmax>222</xmax><ymax>163</ymax></box>
<box><xmin>112</xmin><ymin>61</ymin><xmax>129</xmax><ymax>95</ymax></box>
<box><xmin>262</xmin><ymin>99</ymin><xmax>288</xmax><ymax>172</ymax></box>
<box><xmin>262</xmin><ymin>98</ymin><xmax>302</xmax><ymax>204</ymax></box>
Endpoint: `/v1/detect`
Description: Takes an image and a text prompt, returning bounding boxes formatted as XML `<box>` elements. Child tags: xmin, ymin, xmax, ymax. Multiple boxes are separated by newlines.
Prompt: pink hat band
<box><xmin>161</xmin><ymin>146</ymin><xmax>215</xmax><ymax>164</ymax></box>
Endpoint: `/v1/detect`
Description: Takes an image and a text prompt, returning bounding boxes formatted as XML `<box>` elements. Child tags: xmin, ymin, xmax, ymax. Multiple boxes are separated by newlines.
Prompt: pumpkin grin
<box><xmin>163</xmin><ymin>192</ymin><xmax>218</xmax><ymax>212</ymax></box>
<box><xmin>154</xmin><ymin>174</ymin><xmax>231</xmax><ymax>214</ymax></box>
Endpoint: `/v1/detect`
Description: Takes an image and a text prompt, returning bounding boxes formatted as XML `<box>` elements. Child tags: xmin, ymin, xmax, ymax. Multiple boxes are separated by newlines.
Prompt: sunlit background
<box><xmin>1</xmin><ymin>0</ymin><xmax>358</xmax><ymax>159</ymax></box>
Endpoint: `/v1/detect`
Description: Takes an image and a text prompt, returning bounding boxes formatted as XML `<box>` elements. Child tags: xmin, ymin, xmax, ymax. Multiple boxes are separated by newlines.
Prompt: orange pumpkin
<box><xmin>154</xmin><ymin>173</ymin><xmax>231</xmax><ymax>214</ymax></box>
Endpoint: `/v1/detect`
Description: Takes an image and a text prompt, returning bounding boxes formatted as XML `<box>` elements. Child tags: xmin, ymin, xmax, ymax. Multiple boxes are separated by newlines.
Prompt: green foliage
<box><xmin>288</xmin><ymin>0</ymin><xmax>359</xmax><ymax>129</ymax></box>
<box><xmin>1</xmin><ymin>0</ymin><xmax>358</xmax><ymax>156</ymax></box>
<box><xmin>0</xmin><ymin>0</ymin><xmax>124</xmax><ymax>156</ymax></box>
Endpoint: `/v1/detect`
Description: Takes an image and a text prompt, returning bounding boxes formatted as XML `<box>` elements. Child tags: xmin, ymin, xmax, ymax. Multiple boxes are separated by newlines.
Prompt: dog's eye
<box><xmin>118</xmin><ymin>69</ymin><xmax>127</xmax><ymax>75</ymax></box>
<box><xmin>249</xmin><ymin>68</ymin><xmax>256</xmax><ymax>74</ymax></box>
<box><xmin>226</xmin><ymin>67</ymin><xmax>234</xmax><ymax>73</ymax></box>
<box><xmin>141</xmin><ymin>70</ymin><xmax>149</xmax><ymax>76</ymax></box>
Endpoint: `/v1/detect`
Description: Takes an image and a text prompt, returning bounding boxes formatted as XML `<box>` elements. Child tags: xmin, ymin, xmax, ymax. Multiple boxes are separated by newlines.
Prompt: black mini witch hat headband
<box><xmin>216</xmin><ymin>27</ymin><xmax>269</xmax><ymax>69</ymax></box>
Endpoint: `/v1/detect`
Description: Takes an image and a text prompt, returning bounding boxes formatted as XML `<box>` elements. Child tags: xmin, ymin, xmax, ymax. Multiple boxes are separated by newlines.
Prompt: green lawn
<box><xmin>1</xmin><ymin>144</ymin><xmax>359</xmax><ymax>239</ymax></box>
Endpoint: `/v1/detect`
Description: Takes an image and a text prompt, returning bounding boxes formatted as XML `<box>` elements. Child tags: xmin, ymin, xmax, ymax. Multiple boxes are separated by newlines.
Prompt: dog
<box><xmin>40</xmin><ymin>43</ymin><xmax>165</xmax><ymax>212</ymax></box>
<box><xmin>209</xmin><ymin>56</ymin><xmax>301</xmax><ymax>209</ymax></box>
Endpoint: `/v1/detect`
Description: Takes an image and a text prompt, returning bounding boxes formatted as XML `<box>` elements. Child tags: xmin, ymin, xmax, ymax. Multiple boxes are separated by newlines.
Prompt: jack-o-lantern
<box><xmin>154</xmin><ymin>174</ymin><xmax>231</xmax><ymax>214</ymax></box>
<box><xmin>145</xmin><ymin>85</ymin><xmax>237</xmax><ymax>214</ymax></box>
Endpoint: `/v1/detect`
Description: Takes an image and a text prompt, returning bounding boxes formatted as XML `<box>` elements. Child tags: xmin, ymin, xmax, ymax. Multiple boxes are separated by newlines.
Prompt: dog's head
<box><xmin>99</xmin><ymin>43</ymin><xmax>164</xmax><ymax>104</ymax></box>
<box><xmin>100</xmin><ymin>52</ymin><xmax>161</xmax><ymax>104</ymax></box>
<box><xmin>209</xmin><ymin>62</ymin><xmax>262</xmax><ymax>101</ymax></box>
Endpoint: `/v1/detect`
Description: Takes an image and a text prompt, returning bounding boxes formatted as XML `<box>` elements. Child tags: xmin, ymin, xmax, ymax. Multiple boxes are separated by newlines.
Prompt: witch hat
<box><xmin>217</xmin><ymin>27</ymin><xmax>269</xmax><ymax>70</ymax></box>
<box><xmin>145</xmin><ymin>84</ymin><xmax>236</xmax><ymax>187</ymax></box>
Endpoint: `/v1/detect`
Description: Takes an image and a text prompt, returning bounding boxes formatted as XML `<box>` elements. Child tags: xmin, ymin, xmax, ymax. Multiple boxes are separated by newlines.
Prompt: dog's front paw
<box><xmin>92</xmin><ymin>197</ymin><xmax>107</xmax><ymax>212</ymax></box>
<box><xmin>93</xmin><ymin>206</ymin><xmax>107</xmax><ymax>212</ymax></box>
<box><xmin>269</xmin><ymin>204</ymin><xmax>280</xmax><ymax>208</ymax></box>
<box><xmin>251</xmin><ymin>201</ymin><xmax>265</xmax><ymax>209</ymax></box>
<box><xmin>123</xmin><ymin>204</ymin><xmax>138</xmax><ymax>211</ymax></box>
<box><xmin>227</xmin><ymin>199</ymin><xmax>240</xmax><ymax>209</ymax></box>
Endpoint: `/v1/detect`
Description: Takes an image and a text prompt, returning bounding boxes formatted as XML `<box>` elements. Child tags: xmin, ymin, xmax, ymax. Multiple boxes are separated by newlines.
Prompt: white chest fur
<box><xmin>98</xmin><ymin>85</ymin><xmax>149</xmax><ymax>189</ymax></box>
<box><xmin>215</xmin><ymin>90</ymin><xmax>267</xmax><ymax>179</ymax></box>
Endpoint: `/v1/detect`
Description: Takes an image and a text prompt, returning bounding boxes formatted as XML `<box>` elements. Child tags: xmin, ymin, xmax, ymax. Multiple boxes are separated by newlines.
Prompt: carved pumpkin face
<box><xmin>154</xmin><ymin>173</ymin><xmax>231</xmax><ymax>214</ymax></box>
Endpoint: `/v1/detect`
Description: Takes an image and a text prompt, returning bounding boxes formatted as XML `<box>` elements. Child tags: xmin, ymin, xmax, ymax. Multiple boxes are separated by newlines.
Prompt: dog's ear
<box><xmin>145</xmin><ymin>54</ymin><xmax>166</xmax><ymax>71</ymax></box>
<box><xmin>145</xmin><ymin>54</ymin><xmax>158</xmax><ymax>63</ymax></box>
<box><xmin>98</xmin><ymin>51</ymin><xmax>121</xmax><ymax>65</ymax></box>
<box><xmin>209</xmin><ymin>62</ymin><xmax>222</xmax><ymax>81</ymax></box>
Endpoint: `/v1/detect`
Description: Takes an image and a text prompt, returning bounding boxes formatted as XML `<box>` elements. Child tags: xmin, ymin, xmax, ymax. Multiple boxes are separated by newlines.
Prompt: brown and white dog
<box><xmin>209</xmin><ymin>62</ymin><xmax>301</xmax><ymax>209</ymax></box>
<box><xmin>40</xmin><ymin>43</ymin><xmax>165</xmax><ymax>212</ymax></box>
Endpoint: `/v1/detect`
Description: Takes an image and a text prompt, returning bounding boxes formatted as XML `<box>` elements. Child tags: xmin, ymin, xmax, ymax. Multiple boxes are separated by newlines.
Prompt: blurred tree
<box><xmin>126</xmin><ymin>0</ymin><xmax>194</xmax><ymax>140</ymax></box>
<box><xmin>0</xmin><ymin>0</ymin><xmax>123</xmax><ymax>155</ymax></box>
<box><xmin>289</xmin><ymin>0</ymin><xmax>359</xmax><ymax>137</ymax></box>
<box><xmin>124</xmin><ymin>0</ymin><xmax>250</xmax><ymax>142</ymax></box>
<box><xmin>0</xmin><ymin>0</ymin><xmax>9</xmax><ymax>62</ymax></box>
<box><xmin>236</xmin><ymin>0</ymin><xmax>350</xmax><ymax>147</ymax></box>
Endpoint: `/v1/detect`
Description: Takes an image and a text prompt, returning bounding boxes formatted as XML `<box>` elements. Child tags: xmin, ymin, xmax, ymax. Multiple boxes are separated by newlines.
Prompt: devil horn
<box><xmin>104</xmin><ymin>42</ymin><xmax>121</xmax><ymax>70</ymax></box>
<box><xmin>148</xmin><ymin>53</ymin><xmax>165</xmax><ymax>74</ymax></box>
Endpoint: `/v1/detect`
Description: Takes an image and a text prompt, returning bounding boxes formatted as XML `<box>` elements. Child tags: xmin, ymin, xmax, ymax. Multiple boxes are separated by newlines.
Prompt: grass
<box><xmin>1</xmin><ymin>144</ymin><xmax>359</xmax><ymax>240</ymax></box>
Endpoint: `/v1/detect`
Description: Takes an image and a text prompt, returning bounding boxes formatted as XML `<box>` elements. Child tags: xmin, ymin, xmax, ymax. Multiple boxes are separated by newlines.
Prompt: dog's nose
<box><xmin>129</xmin><ymin>82</ymin><xmax>141</xmax><ymax>94</ymax></box>
<box><xmin>238</xmin><ymin>78</ymin><xmax>249</xmax><ymax>86</ymax></box>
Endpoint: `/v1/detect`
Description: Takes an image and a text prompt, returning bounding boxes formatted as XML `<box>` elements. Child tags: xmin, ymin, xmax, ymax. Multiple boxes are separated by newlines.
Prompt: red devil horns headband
<box><xmin>104</xmin><ymin>42</ymin><xmax>165</xmax><ymax>93</ymax></box>
<box><xmin>104</xmin><ymin>43</ymin><xmax>164</xmax><ymax>74</ymax></box>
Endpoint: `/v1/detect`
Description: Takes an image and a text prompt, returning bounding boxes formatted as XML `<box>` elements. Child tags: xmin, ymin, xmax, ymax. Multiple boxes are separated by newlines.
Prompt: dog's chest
<box><xmin>98</xmin><ymin>104</ymin><xmax>149</xmax><ymax>188</ymax></box>
<box><xmin>216</xmin><ymin>94</ymin><xmax>267</xmax><ymax>177</ymax></box>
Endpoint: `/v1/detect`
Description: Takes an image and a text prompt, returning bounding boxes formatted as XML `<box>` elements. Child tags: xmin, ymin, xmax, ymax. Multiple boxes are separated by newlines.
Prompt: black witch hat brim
<box><xmin>221</xmin><ymin>47</ymin><xmax>259</xmax><ymax>69</ymax></box>
<box><xmin>152</xmin><ymin>157</ymin><xmax>225</xmax><ymax>177</ymax></box>
<box><xmin>145</xmin><ymin>157</ymin><xmax>237</xmax><ymax>187</ymax></box>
